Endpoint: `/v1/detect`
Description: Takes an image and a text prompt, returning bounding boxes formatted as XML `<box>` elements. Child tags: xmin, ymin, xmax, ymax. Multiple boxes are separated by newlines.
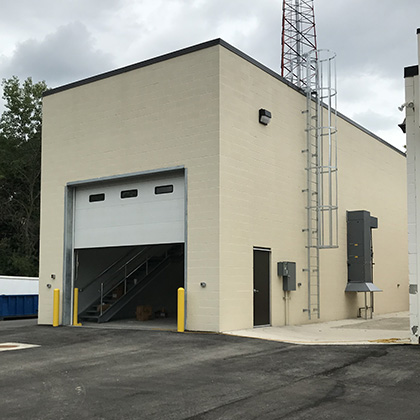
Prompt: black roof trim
<box><xmin>43</xmin><ymin>38</ymin><xmax>223</xmax><ymax>97</ymax></box>
<box><xmin>44</xmin><ymin>38</ymin><xmax>301</xmax><ymax>97</ymax></box>
<box><xmin>218</xmin><ymin>39</ymin><xmax>302</xmax><ymax>92</ymax></box>
<box><xmin>336</xmin><ymin>110</ymin><xmax>405</xmax><ymax>156</ymax></box>
<box><xmin>405</xmin><ymin>65</ymin><xmax>419</xmax><ymax>78</ymax></box>
<box><xmin>43</xmin><ymin>38</ymin><xmax>405</xmax><ymax>157</ymax></box>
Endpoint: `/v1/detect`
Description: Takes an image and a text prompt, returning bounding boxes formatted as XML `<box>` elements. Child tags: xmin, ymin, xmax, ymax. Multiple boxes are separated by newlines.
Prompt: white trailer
<box><xmin>0</xmin><ymin>276</ymin><xmax>39</xmax><ymax>295</ymax></box>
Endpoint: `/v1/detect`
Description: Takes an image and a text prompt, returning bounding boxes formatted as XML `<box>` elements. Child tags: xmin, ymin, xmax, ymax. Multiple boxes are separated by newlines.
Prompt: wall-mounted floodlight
<box><xmin>259</xmin><ymin>108</ymin><xmax>272</xmax><ymax>125</ymax></box>
<box><xmin>398</xmin><ymin>118</ymin><xmax>406</xmax><ymax>134</ymax></box>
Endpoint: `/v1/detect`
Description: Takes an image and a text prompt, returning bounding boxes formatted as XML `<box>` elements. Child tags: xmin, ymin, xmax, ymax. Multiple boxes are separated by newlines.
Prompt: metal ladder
<box><xmin>302</xmin><ymin>50</ymin><xmax>338</xmax><ymax>320</ymax></box>
<box><xmin>303</xmin><ymin>88</ymin><xmax>321</xmax><ymax>319</ymax></box>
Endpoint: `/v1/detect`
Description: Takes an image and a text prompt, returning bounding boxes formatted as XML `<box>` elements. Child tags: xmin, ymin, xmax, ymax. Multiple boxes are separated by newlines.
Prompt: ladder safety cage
<box><xmin>304</xmin><ymin>49</ymin><xmax>338</xmax><ymax>249</ymax></box>
<box><xmin>302</xmin><ymin>49</ymin><xmax>338</xmax><ymax>319</ymax></box>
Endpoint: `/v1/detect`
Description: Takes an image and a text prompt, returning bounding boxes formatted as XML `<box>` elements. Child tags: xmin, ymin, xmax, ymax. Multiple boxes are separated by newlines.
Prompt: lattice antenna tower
<box><xmin>281</xmin><ymin>0</ymin><xmax>317</xmax><ymax>88</ymax></box>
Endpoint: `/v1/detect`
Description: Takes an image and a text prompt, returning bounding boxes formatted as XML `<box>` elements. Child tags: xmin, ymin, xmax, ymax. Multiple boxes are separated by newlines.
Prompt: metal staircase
<box><xmin>76</xmin><ymin>245</ymin><xmax>155</xmax><ymax>313</ymax></box>
<box><xmin>79</xmin><ymin>244</ymin><xmax>182</xmax><ymax>323</ymax></box>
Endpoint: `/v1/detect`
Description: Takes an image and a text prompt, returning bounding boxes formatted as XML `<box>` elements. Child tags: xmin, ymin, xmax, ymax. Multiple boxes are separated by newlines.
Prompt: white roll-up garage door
<box><xmin>74</xmin><ymin>172</ymin><xmax>185</xmax><ymax>249</ymax></box>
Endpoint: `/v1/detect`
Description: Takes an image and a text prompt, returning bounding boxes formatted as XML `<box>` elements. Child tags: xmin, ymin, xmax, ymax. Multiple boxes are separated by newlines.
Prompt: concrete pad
<box><xmin>78</xmin><ymin>317</ymin><xmax>177</xmax><ymax>331</ymax></box>
<box><xmin>224</xmin><ymin>312</ymin><xmax>411</xmax><ymax>345</ymax></box>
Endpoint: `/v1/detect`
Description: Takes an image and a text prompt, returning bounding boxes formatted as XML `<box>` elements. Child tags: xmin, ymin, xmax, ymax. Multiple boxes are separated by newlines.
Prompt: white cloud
<box><xmin>0</xmin><ymin>22</ymin><xmax>114</xmax><ymax>87</ymax></box>
<box><xmin>338</xmin><ymin>71</ymin><xmax>406</xmax><ymax>149</ymax></box>
<box><xmin>0</xmin><ymin>0</ymin><xmax>417</xmax><ymax>151</ymax></box>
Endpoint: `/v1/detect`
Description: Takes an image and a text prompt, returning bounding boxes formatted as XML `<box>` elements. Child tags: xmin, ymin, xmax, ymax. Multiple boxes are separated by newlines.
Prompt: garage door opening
<box><xmin>75</xmin><ymin>243</ymin><xmax>184</xmax><ymax>325</ymax></box>
<box><xmin>62</xmin><ymin>169</ymin><xmax>186</xmax><ymax>326</ymax></box>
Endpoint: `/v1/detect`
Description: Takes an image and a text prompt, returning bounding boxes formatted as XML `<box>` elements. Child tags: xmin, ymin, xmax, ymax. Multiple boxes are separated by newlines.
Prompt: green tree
<box><xmin>0</xmin><ymin>76</ymin><xmax>47</xmax><ymax>276</ymax></box>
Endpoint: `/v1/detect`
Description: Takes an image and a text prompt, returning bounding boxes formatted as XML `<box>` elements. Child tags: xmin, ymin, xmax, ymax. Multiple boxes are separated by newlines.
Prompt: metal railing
<box><xmin>78</xmin><ymin>245</ymin><xmax>153</xmax><ymax>297</ymax></box>
<box><xmin>98</xmin><ymin>248</ymin><xmax>169</xmax><ymax>316</ymax></box>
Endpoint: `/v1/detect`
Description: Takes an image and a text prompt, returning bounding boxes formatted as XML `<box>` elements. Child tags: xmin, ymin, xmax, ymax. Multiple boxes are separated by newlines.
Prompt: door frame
<box><xmin>62</xmin><ymin>166</ymin><xmax>187</xmax><ymax>325</ymax></box>
<box><xmin>253</xmin><ymin>247</ymin><xmax>271</xmax><ymax>327</ymax></box>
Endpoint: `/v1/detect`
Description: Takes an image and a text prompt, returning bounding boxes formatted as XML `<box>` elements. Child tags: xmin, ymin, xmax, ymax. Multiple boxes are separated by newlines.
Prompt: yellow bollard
<box><xmin>53</xmin><ymin>288</ymin><xmax>60</xmax><ymax>327</ymax></box>
<box><xmin>177</xmin><ymin>287</ymin><xmax>185</xmax><ymax>332</ymax></box>
<box><xmin>73</xmin><ymin>288</ymin><xmax>82</xmax><ymax>326</ymax></box>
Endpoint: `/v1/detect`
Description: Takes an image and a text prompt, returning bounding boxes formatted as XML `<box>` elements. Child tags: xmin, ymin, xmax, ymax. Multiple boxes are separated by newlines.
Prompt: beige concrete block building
<box><xmin>39</xmin><ymin>39</ymin><xmax>408</xmax><ymax>332</ymax></box>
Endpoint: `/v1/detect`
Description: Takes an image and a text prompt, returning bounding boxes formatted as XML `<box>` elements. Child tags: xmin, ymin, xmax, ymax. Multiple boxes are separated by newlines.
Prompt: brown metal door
<box><xmin>253</xmin><ymin>248</ymin><xmax>270</xmax><ymax>326</ymax></box>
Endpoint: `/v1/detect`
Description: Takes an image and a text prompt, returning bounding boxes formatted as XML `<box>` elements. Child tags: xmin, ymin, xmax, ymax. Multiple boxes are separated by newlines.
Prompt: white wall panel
<box><xmin>74</xmin><ymin>173</ymin><xmax>185</xmax><ymax>248</ymax></box>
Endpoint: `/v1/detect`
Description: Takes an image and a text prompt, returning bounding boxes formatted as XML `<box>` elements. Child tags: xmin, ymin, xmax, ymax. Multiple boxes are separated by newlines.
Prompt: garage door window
<box><xmin>155</xmin><ymin>185</ymin><xmax>174</xmax><ymax>195</ymax></box>
<box><xmin>89</xmin><ymin>193</ymin><xmax>105</xmax><ymax>202</ymax></box>
<box><xmin>121</xmin><ymin>189</ymin><xmax>138</xmax><ymax>199</ymax></box>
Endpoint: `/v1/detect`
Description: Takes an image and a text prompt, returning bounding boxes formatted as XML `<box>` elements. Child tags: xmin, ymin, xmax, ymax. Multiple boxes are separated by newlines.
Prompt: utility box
<box><xmin>278</xmin><ymin>261</ymin><xmax>296</xmax><ymax>291</ymax></box>
<box><xmin>346</xmin><ymin>210</ymin><xmax>381</xmax><ymax>292</ymax></box>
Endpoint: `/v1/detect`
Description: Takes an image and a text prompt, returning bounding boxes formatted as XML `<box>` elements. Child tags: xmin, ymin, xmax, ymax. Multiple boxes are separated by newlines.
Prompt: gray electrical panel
<box><xmin>278</xmin><ymin>261</ymin><xmax>296</xmax><ymax>291</ymax></box>
<box><xmin>346</xmin><ymin>210</ymin><xmax>381</xmax><ymax>292</ymax></box>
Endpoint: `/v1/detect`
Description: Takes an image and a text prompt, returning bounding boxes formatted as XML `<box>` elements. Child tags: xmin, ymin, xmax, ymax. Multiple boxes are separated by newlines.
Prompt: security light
<box><xmin>259</xmin><ymin>108</ymin><xmax>272</xmax><ymax>125</ymax></box>
<box><xmin>398</xmin><ymin>118</ymin><xmax>406</xmax><ymax>134</ymax></box>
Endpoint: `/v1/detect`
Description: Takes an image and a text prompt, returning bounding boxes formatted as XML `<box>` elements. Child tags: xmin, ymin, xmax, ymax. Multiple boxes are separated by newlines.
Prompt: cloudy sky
<box><xmin>1</xmin><ymin>0</ymin><xmax>418</xmax><ymax>151</ymax></box>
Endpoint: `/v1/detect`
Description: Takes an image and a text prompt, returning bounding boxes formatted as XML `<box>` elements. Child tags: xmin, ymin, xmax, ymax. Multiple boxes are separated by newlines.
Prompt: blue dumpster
<box><xmin>0</xmin><ymin>295</ymin><xmax>38</xmax><ymax>318</ymax></box>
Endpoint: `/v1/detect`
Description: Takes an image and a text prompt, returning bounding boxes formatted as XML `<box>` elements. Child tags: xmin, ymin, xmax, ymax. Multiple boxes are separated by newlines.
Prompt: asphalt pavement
<box><xmin>0</xmin><ymin>318</ymin><xmax>419</xmax><ymax>420</ymax></box>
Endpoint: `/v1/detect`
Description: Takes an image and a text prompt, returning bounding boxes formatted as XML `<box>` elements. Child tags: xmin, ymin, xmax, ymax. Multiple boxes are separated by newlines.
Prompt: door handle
<box><xmin>254</xmin><ymin>289</ymin><xmax>259</xmax><ymax>293</ymax></box>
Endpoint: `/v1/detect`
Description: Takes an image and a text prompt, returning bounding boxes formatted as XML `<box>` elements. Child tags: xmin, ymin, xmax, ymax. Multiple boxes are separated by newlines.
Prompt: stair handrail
<box><xmin>78</xmin><ymin>245</ymin><xmax>154</xmax><ymax>316</ymax></box>
<box><xmin>100</xmin><ymin>244</ymin><xmax>167</xmax><ymax>295</ymax></box>
<box><xmin>99</xmin><ymin>250</ymin><xmax>174</xmax><ymax>320</ymax></box>
<box><xmin>100</xmin><ymin>254</ymin><xmax>149</xmax><ymax>299</ymax></box>
<box><xmin>83</xmin><ymin>245</ymin><xmax>153</xmax><ymax>292</ymax></box>
<box><xmin>99</xmin><ymin>247</ymin><xmax>172</xmax><ymax>316</ymax></box>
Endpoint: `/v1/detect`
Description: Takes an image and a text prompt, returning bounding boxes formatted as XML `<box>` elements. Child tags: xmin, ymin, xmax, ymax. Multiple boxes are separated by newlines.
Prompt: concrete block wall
<box><xmin>40</xmin><ymin>46</ymin><xmax>222</xmax><ymax>331</ymax></box>
<box><xmin>218</xmin><ymin>47</ymin><xmax>408</xmax><ymax>331</ymax></box>
<box><xmin>335</xmin><ymin>118</ymin><xmax>408</xmax><ymax>317</ymax></box>
<box><xmin>40</xmin><ymin>40</ymin><xmax>408</xmax><ymax>332</ymax></box>
<box><xmin>219</xmin><ymin>47</ymin><xmax>308</xmax><ymax>331</ymax></box>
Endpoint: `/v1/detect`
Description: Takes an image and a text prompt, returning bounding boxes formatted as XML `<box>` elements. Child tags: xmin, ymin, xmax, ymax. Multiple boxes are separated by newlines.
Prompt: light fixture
<box><xmin>259</xmin><ymin>108</ymin><xmax>272</xmax><ymax>125</ymax></box>
<box><xmin>398</xmin><ymin>118</ymin><xmax>406</xmax><ymax>134</ymax></box>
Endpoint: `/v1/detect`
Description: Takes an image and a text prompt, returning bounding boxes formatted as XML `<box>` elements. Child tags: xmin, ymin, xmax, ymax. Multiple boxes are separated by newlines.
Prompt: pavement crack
<box><xmin>275</xmin><ymin>381</ymin><xmax>346</xmax><ymax>419</ymax></box>
<box><xmin>185</xmin><ymin>348</ymin><xmax>387</xmax><ymax>419</ymax></box>
<box><xmin>221</xmin><ymin>345</ymin><xmax>296</xmax><ymax>362</ymax></box>
<box><xmin>318</xmin><ymin>347</ymin><xmax>388</xmax><ymax>378</ymax></box>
